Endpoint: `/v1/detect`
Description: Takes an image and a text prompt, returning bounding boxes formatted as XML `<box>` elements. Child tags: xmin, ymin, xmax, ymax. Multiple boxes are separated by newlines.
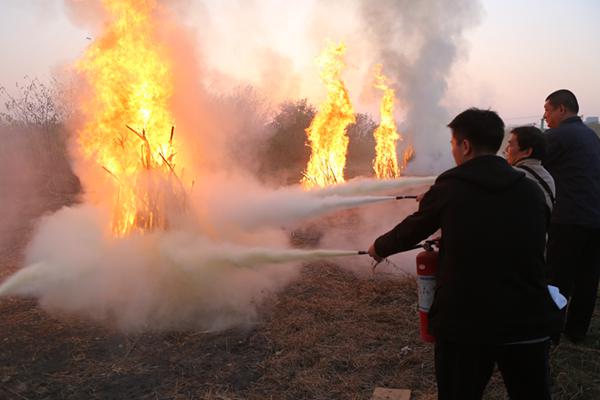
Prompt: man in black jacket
<box><xmin>368</xmin><ymin>108</ymin><xmax>561</xmax><ymax>400</ymax></box>
<box><xmin>542</xmin><ymin>89</ymin><xmax>600</xmax><ymax>343</ymax></box>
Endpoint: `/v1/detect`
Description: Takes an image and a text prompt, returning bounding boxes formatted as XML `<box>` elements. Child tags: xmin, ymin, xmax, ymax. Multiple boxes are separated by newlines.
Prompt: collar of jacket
<box><xmin>514</xmin><ymin>157</ymin><xmax>542</xmax><ymax>167</ymax></box>
<box><xmin>559</xmin><ymin>116</ymin><xmax>582</xmax><ymax>126</ymax></box>
<box><xmin>437</xmin><ymin>155</ymin><xmax>525</xmax><ymax>193</ymax></box>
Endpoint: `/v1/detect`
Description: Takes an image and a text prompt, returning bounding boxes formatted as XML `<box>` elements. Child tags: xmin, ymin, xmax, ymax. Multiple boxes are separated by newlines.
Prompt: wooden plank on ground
<box><xmin>371</xmin><ymin>387</ymin><xmax>411</xmax><ymax>400</ymax></box>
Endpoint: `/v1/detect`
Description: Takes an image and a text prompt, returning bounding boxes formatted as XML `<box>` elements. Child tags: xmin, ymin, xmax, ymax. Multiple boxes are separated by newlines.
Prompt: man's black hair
<box><xmin>546</xmin><ymin>89</ymin><xmax>579</xmax><ymax>113</ymax></box>
<box><xmin>510</xmin><ymin>126</ymin><xmax>546</xmax><ymax>160</ymax></box>
<box><xmin>447</xmin><ymin>108</ymin><xmax>505</xmax><ymax>153</ymax></box>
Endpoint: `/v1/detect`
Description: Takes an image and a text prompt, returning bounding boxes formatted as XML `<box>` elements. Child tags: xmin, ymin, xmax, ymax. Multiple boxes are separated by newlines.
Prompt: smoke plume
<box><xmin>360</xmin><ymin>0</ymin><xmax>483</xmax><ymax>174</ymax></box>
<box><xmin>0</xmin><ymin>205</ymin><xmax>366</xmax><ymax>332</ymax></box>
<box><xmin>2</xmin><ymin>0</ymin><xmax>466</xmax><ymax>332</ymax></box>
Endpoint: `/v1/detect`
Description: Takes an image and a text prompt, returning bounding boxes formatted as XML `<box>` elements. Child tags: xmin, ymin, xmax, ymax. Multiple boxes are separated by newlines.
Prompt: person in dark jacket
<box><xmin>368</xmin><ymin>108</ymin><xmax>561</xmax><ymax>400</ymax></box>
<box><xmin>542</xmin><ymin>89</ymin><xmax>600</xmax><ymax>343</ymax></box>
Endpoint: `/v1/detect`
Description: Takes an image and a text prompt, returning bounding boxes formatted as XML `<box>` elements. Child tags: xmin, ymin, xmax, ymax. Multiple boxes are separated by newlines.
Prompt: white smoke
<box><xmin>0</xmin><ymin>205</ymin><xmax>366</xmax><ymax>332</ymax></box>
<box><xmin>0</xmin><ymin>172</ymin><xmax>431</xmax><ymax>332</ymax></box>
<box><xmin>0</xmin><ymin>128</ymin><xmax>41</xmax><ymax>271</ymax></box>
<box><xmin>311</xmin><ymin>176</ymin><xmax>435</xmax><ymax>197</ymax></box>
<box><xmin>360</xmin><ymin>0</ymin><xmax>483</xmax><ymax>174</ymax></box>
<box><xmin>177</xmin><ymin>0</ymin><xmax>482</xmax><ymax>175</ymax></box>
<box><xmin>2</xmin><ymin>0</ymin><xmax>475</xmax><ymax>332</ymax></box>
<box><xmin>193</xmin><ymin>173</ymin><xmax>435</xmax><ymax>232</ymax></box>
<box><xmin>0</xmin><ymin>126</ymin><xmax>79</xmax><ymax>280</ymax></box>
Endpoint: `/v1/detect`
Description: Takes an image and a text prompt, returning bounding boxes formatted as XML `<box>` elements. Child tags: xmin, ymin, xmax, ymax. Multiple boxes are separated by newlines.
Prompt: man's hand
<box><xmin>368</xmin><ymin>244</ymin><xmax>383</xmax><ymax>263</ymax></box>
<box><xmin>416</xmin><ymin>192</ymin><xmax>426</xmax><ymax>202</ymax></box>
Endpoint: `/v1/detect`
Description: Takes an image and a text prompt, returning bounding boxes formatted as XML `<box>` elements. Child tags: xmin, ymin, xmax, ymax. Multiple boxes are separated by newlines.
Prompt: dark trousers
<box><xmin>434</xmin><ymin>340</ymin><xmax>551</xmax><ymax>400</ymax></box>
<box><xmin>546</xmin><ymin>224</ymin><xmax>600</xmax><ymax>339</ymax></box>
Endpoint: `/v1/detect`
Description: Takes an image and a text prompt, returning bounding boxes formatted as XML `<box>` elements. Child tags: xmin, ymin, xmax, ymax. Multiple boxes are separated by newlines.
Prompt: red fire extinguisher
<box><xmin>416</xmin><ymin>241</ymin><xmax>438</xmax><ymax>343</ymax></box>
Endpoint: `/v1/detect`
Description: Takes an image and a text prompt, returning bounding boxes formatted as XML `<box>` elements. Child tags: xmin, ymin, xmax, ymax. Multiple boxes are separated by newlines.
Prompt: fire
<box><xmin>301</xmin><ymin>42</ymin><xmax>355</xmax><ymax>189</ymax></box>
<box><xmin>75</xmin><ymin>0</ymin><xmax>184</xmax><ymax>235</ymax></box>
<box><xmin>372</xmin><ymin>65</ymin><xmax>401</xmax><ymax>179</ymax></box>
<box><xmin>401</xmin><ymin>144</ymin><xmax>415</xmax><ymax>171</ymax></box>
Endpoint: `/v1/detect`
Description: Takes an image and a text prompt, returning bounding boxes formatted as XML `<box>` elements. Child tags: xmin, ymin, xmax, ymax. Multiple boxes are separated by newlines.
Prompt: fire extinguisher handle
<box><xmin>422</xmin><ymin>238</ymin><xmax>441</xmax><ymax>251</ymax></box>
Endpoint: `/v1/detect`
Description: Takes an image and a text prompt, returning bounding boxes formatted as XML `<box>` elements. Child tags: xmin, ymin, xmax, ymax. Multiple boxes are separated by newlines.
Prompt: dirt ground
<box><xmin>1</xmin><ymin>131</ymin><xmax>599</xmax><ymax>399</ymax></box>
<box><xmin>1</xmin><ymin>215</ymin><xmax>599</xmax><ymax>400</ymax></box>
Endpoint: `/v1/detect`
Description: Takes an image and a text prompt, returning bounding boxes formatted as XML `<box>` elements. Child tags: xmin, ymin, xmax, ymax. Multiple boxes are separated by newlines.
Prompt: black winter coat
<box><xmin>374</xmin><ymin>155</ymin><xmax>562</xmax><ymax>344</ymax></box>
<box><xmin>543</xmin><ymin>116</ymin><xmax>600</xmax><ymax>228</ymax></box>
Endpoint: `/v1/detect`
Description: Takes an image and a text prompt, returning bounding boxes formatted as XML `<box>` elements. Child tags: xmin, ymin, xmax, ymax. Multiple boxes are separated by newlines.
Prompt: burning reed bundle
<box><xmin>98</xmin><ymin>124</ymin><xmax>189</xmax><ymax>234</ymax></box>
<box><xmin>73</xmin><ymin>0</ymin><xmax>188</xmax><ymax>236</ymax></box>
<box><xmin>372</xmin><ymin>65</ymin><xmax>415</xmax><ymax>179</ymax></box>
<box><xmin>301</xmin><ymin>42</ymin><xmax>355</xmax><ymax>189</ymax></box>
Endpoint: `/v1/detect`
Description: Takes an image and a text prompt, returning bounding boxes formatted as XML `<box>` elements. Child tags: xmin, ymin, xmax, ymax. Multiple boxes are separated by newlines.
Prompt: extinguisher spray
<box><xmin>416</xmin><ymin>240</ymin><xmax>439</xmax><ymax>343</ymax></box>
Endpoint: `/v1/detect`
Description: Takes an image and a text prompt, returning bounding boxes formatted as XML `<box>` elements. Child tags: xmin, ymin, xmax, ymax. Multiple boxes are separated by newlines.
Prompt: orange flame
<box><xmin>401</xmin><ymin>144</ymin><xmax>415</xmax><ymax>171</ymax></box>
<box><xmin>301</xmin><ymin>42</ymin><xmax>355</xmax><ymax>189</ymax></box>
<box><xmin>76</xmin><ymin>0</ymin><xmax>183</xmax><ymax>235</ymax></box>
<box><xmin>372</xmin><ymin>65</ymin><xmax>401</xmax><ymax>179</ymax></box>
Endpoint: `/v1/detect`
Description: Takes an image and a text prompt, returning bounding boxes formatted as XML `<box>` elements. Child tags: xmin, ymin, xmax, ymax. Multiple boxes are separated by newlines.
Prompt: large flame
<box><xmin>372</xmin><ymin>65</ymin><xmax>415</xmax><ymax>178</ymax></box>
<box><xmin>76</xmin><ymin>0</ymin><xmax>184</xmax><ymax>235</ymax></box>
<box><xmin>301</xmin><ymin>42</ymin><xmax>355</xmax><ymax>189</ymax></box>
<box><xmin>372</xmin><ymin>65</ymin><xmax>401</xmax><ymax>179</ymax></box>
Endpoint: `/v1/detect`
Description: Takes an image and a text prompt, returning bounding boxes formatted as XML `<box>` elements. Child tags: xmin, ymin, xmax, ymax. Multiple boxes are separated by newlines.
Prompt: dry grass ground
<box><xmin>1</xmin><ymin>128</ymin><xmax>599</xmax><ymax>400</ymax></box>
<box><xmin>1</xmin><ymin>256</ymin><xmax>599</xmax><ymax>400</ymax></box>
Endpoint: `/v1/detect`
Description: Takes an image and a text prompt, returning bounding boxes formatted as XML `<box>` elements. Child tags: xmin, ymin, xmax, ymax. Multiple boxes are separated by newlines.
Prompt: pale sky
<box><xmin>451</xmin><ymin>0</ymin><xmax>600</xmax><ymax>124</ymax></box>
<box><xmin>1</xmin><ymin>0</ymin><xmax>599</xmax><ymax>125</ymax></box>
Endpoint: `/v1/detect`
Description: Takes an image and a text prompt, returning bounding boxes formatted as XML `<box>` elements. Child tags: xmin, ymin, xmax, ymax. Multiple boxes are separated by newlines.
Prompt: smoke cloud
<box><xmin>0</xmin><ymin>172</ymin><xmax>432</xmax><ymax>332</ymax></box>
<box><xmin>2</xmin><ymin>0</ymin><xmax>477</xmax><ymax>332</ymax></box>
<box><xmin>0</xmin><ymin>126</ymin><xmax>79</xmax><ymax>279</ymax></box>
<box><xmin>193</xmin><ymin>173</ymin><xmax>435</xmax><ymax>232</ymax></box>
<box><xmin>0</xmin><ymin>205</ymin><xmax>366</xmax><ymax>332</ymax></box>
<box><xmin>360</xmin><ymin>0</ymin><xmax>483</xmax><ymax>174</ymax></box>
<box><xmin>0</xmin><ymin>128</ymin><xmax>41</xmax><ymax>270</ymax></box>
<box><xmin>60</xmin><ymin>0</ymin><xmax>482</xmax><ymax>174</ymax></box>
